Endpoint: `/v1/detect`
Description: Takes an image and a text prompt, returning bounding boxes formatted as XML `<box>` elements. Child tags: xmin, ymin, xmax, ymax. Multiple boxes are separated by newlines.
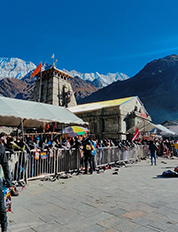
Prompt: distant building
<box><xmin>68</xmin><ymin>96</ymin><xmax>152</xmax><ymax>140</ymax></box>
<box><xmin>30</xmin><ymin>62</ymin><xmax>77</xmax><ymax>107</ymax></box>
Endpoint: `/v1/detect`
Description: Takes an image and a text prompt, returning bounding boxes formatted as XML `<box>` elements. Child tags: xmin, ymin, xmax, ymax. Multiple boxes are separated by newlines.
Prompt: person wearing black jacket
<box><xmin>82</xmin><ymin>136</ymin><xmax>94</xmax><ymax>174</ymax></box>
<box><xmin>0</xmin><ymin>139</ymin><xmax>11</xmax><ymax>232</ymax></box>
<box><xmin>149</xmin><ymin>139</ymin><xmax>158</xmax><ymax>166</ymax></box>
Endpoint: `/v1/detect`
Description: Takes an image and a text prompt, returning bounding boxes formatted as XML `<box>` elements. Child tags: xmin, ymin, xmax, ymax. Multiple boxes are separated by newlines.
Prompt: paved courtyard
<box><xmin>7</xmin><ymin>157</ymin><xmax>178</xmax><ymax>232</ymax></box>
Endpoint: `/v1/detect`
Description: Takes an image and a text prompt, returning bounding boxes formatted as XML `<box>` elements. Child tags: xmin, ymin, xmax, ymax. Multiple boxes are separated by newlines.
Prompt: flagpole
<box><xmin>38</xmin><ymin>77</ymin><xmax>42</xmax><ymax>102</ymax></box>
<box><xmin>38</xmin><ymin>62</ymin><xmax>42</xmax><ymax>102</ymax></box>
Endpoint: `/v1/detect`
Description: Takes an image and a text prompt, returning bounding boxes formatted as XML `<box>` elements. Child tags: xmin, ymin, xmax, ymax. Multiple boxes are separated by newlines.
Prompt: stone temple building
<box><xmin>30</xmin><ymin>62</ymin><xmax>152</xmax><ymax>139</ymax></box>
<box><xmin>30</xmin><ymin>62</ymin><xmax>77</xmax><ymax>107</ymax></box>
<box><xmin>68</xmin><ymin>96</ymin><xmax>152</xmax><ymax>140</ymax></box>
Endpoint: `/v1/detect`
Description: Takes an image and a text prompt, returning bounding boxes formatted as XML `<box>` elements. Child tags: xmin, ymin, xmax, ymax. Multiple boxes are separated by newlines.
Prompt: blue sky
<box><xmin>1</xmin><ymin>0</ymin><xmax>178</xmax><ymax>77</ymax></box>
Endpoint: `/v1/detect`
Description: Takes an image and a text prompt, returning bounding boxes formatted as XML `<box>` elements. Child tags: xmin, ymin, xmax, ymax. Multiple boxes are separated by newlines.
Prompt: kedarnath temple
<box><xmin>30</xmin><ymin>61</ymin><xmax>77</xmax><ymax>107</ymax></box>
<box><xmin>31</xmin><ymin>61</ymin><xmax>152</xmax><ymax>140</ymax></box>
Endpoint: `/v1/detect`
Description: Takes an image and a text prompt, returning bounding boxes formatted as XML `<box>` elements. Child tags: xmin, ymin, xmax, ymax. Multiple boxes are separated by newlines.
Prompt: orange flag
<box><xmin>30</xmin><ymin>62</ymin><xmax>42</xmax><ymax>78</ymax></box>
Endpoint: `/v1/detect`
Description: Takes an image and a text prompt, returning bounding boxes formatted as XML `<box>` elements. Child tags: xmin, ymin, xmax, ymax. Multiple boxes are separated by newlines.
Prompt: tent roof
<box><xmin>0</xmin><ymin>97</ymin><xmax>87</xmax><ymax>127</ymax></box>
<box><xmin>152</xmin><ymin>124</ymin><xmax>176</xmax><ymax>135</ymax></box>
<box><xmin>127</xmin><ymin>121</ymin><xmax>176</xmax><ymax>135</ymax></box>
<box><xmin>127</xmin><ymin>121</ymin><xmax>156</xmax><ymax>134</ymax></box>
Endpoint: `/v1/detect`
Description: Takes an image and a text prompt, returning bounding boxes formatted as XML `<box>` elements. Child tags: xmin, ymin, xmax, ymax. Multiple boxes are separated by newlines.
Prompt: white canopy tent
<box><xmin>127</xmin><ymin>121</ymin><xmax>156</xmax><ymax>134</ymax></box>
<box><xmin>127</xmin><ymin>121</ymin><xmax>176</xmax><ymax>136</ymax></box>
<box><xmin>0</xmin><ymin>96</ymin><xmax>87</xmax><ymax>128</ymax></box>
<box><xmin>151</xmin><ymin>124</ymin><xmax>176</xmax><ymax>136</ymax></box>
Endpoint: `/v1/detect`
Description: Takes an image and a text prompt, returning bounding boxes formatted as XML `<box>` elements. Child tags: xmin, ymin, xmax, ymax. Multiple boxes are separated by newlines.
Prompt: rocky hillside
<box><xmin>79</xmin><ymin>54</ymin><xmax>178</xmax><ymax>123</ymax></box>
<box><xmin>0</xmin><ymin>77</ymin><xmax>34</xmax><ymax>99</ymax></box>
<box><xmin>0</xmin><ymin>76</ymin><xmax>97</xmax><ymax>102</ymax></box>
<box><xmin>70</xmin><ymin>76</ymin><xmax>98</xmax><ymax>101</ymax></box>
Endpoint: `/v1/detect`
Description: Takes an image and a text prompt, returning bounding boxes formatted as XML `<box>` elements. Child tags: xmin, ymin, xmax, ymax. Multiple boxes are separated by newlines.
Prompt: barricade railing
<box><xmin>5</xmin><ymin>145</ymin><xmax>148</xmax><ymax>181</ymax></box>
<box><xmin>27</xmin><ymin>148</ymin><xmax>55</xmax><ymax>180</ymax></box>
<box><xmin>95</xmin><ymin>145</ymin><xmax>146</xmax><ymax>166</ymax></box>
<box><xmin>6</xmin><ymin>150</ymin><xmax>27</xmax><ymax>182</ymax></box>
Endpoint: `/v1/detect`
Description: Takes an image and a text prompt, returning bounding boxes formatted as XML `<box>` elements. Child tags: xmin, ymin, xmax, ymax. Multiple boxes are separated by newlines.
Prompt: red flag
<box><xmin>132</xmin><ymin>127</ymin><xmax>140</xmax><ymax>141</ymax></box>
<box><xmin>54</xmin><ymin>122</ymin><xmax>57</xmax><ymax>129</ymax></box>
<box><xmin>45</xmin><ymin>123</ymin><xmax>50</xmax><ymax>131</ymax></box>
<box><xmin>30</xmin><ymin>62</ymin><xmax>42</xmax><ymax>78</ymax></box>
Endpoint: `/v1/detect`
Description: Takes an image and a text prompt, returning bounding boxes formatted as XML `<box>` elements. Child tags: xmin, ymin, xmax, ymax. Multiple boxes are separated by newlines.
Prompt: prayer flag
<box><xmin>132</xmin><ymin>127</ymin><xmax>140</xmax><ymax>141</ymax></box>
<box><xmin>41</xmin><ymin>152</ymin><xmax>47</xmax><ymax>159</ymax></box>
<box><xmin>34</xmin><ymin>151</ymin><xmax>40</xmax><ymax>160</ymax></box>
<box><xmin>30</xmin><ymin>62</ymin><xmax>42</xmax><ymax>78</ymax></box>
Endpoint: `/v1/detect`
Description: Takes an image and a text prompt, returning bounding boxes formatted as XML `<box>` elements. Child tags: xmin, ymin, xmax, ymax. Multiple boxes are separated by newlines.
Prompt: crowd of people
<box><xmin>142</xmin><ymin>138</ymin><xmax>177</xmax><ymax>156</ymax></box>
<box><xmin>0</xmin><ymin>131</ymin><xmax>178</xmax><ymax>232</ymax></box>
<box><xmin>1</xmin><ymin>131</ymin><xmax>178</xmax><ymax>178</ymax></box>
<box><xmin>0</xmin><ymin>132</ymin><xmax>139</xmax><ymax>177</ymax></box>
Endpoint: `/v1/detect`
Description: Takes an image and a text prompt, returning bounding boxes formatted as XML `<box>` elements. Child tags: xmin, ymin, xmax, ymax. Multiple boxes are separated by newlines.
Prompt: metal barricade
<box><xmin>5</xmin><ymin>145</ymin><xmax>145</xmax><ymax>181</ymax></box>
<box><xmin>6</xmin><ymin>150</ymin><xmax>27</xmax><ymax>182</ymax></box>
<box><xmin>96</xmin><ymin>147</ymin><xmax>121</xmax><ymax>166</ymax></box>
<box><xmin>143</xmin><ymin>145</ymin><xmax>149</xmax><ymax>157</ymax></box>
<box><xmin>56</xmin><ymin>148</ymin><xmax>81</xmax><ymax>174</ymax></box>
<box><xmin>27</xmin><ymin>148</ymin><xmax>55</xmax><ymax>180</ymax></box>
<box><xmin>95</xmin><ymin>145</ymin><xmax>144</xmax><ymax>166</ymax></box>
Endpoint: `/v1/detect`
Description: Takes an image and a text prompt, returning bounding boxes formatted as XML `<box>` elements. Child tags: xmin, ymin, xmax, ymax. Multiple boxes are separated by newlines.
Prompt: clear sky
<box><xmin>1</xmin><ymin>0</ymin><xmax>178</xmax><ymax>77</ymax></box>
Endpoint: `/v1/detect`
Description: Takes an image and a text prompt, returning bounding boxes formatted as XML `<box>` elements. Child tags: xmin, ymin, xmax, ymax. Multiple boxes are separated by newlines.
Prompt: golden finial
<box><xmin>53</xmin><ymin>59</ymin><xmax>55</xmax><ymax>68</ymax></box>
<box><xmin>51</xmin><ymin>54</ymin><xmax>55</xmax><ymax>68</ymax></box>
<box><xmin>51</xmin><ymin>54</ymin><xmax>58</xmax><ymax>68</ymax></box>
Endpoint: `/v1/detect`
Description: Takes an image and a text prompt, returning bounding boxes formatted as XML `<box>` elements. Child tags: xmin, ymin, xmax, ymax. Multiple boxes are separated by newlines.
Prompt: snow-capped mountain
<box><xmin>0</xmin><ymin>57</ymin><xmax>129</xmax><ymax>88</ymax></box>
<box><xmin>0</xmin><ymin>58</ymin><xmax>36</xmax><ymax>80</ymax></box>
<box><xmin>63</xmin><ymin>69</ymin><xmax>129</xmax><ymax>88</ymax></box>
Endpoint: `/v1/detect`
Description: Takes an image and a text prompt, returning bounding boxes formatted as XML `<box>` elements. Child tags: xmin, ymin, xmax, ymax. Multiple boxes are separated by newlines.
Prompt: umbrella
<box><xmin>62</xmin><ymin>126</ymin><xmax>89</xmax><ymax>137</ymax></box>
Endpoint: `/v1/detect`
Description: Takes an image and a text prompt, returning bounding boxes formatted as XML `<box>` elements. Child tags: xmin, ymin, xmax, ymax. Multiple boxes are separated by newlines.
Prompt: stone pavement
<box><xmin>6</xmin><ymin>157</ymin><xmax>178</xmax><ymax>232</ymax></box>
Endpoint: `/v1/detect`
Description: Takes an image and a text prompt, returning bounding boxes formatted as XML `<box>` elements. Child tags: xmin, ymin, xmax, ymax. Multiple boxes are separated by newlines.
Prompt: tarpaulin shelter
<box><xmin>127</xmin><ymin>121</ymin><xmax>176</xmax><ymax>136</ymax></box>
<box><xmin>127</xmin><ymin>121</ymin><xmax>156</xmax><ymax>134</ymax></box>
<box><xmin>0</xmin><ymin>96</ymin><xmax>87</xmax><ymax>128</ymax></box>
<box><xmin>151</xmin><ymin>124</ymin><xmax>176</xmax><ymax>136</ymax></box>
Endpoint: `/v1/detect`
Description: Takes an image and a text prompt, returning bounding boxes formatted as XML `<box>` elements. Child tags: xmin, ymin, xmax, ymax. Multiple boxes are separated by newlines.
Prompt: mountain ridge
<box><xmin>79</xmin><ymin>54</ymin><xmax>178</xmax><ymax>123</ymax></box>
<box><xmin>1</xmin><ymin>55</ymin><xmax>178</xmax><ymax>124</ymax></box>
<box><xmin>63</xmin><ymin>69</ymin><xmax>129</xmax><ymax>88</ymax></box>
<box><xmin>0</xmin><ymin>57</ymin><xmax>129</xmax><ymax>88</ymax></box>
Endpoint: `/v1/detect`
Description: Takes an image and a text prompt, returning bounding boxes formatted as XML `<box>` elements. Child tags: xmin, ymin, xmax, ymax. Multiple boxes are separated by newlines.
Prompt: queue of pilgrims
<box><xmin>1</xmin><ymin>132</ymin><xmax>178</xmax><ymax>160</ymax></box>
<box><xmin>0</xmin><ymin>132</ymin><xmax>178</xmax><ymax>180</ymax></box>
